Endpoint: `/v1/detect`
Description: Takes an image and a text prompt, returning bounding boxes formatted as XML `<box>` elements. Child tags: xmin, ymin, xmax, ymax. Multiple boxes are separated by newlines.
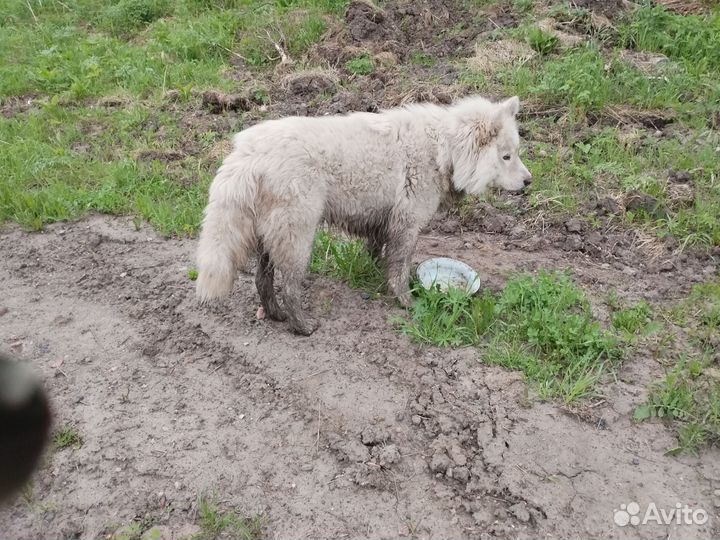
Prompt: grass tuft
<box><xmin>400</xmin><ymin>271</ymin><xmax>623</xmax><ymax>402</ymax></box>
<box><xmin>310</xmin><ymin>229</ymin><xmax>385</xmax><ymax>292</ymax></box>
<box><xmin>197</xmin><ymin>495</ymin><xmax>265</xmax><ymax>540</ymax></box>
<box><xmin>52</xmin><ymin>425</ymin><xmax>82</xmax><ymax>450</ymax></box>
<box><xmin>345</xmin><ymin>55</ymin><xmax>375</xmax><ymax>75</ymax></box>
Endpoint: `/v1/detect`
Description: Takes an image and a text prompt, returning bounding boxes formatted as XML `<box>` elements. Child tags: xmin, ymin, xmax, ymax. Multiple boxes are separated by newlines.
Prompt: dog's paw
<box><xmin>396</xmin><ymin>292</ymin><xmax>413</xmax><ymax>309</ymax></box>
<box><xmin>290</xmin><ymin>317</ymin><xmax>319</xmax><ymax>336</ymax></box>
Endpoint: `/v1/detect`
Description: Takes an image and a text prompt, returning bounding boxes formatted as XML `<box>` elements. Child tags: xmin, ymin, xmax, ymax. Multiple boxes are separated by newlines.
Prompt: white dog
<box><xmin>196</xmin><ymin>95</ymin><xmax>532</xmax><ymax>334</ymax></box>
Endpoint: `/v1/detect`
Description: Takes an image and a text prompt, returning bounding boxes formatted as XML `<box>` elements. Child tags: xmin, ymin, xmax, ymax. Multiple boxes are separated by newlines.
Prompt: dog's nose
<box><xmin>523</xmin><ymin>175</ymin><xmax>533</xmax><ymax>187</ymax></box>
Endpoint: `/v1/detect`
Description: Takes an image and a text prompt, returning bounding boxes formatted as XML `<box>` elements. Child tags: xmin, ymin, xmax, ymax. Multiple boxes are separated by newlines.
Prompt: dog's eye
<box><xmin>502</xmin><ymin>154</ymin><xmax>511</xmax><ymax>161</ymax></box>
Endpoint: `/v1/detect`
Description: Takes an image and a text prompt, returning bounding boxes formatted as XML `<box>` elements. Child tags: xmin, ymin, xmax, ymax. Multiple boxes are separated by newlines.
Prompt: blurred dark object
<box><xmin>0</xmin><ymin>353</ymin><xmax>51</xmax><ymax>502</ymax></box>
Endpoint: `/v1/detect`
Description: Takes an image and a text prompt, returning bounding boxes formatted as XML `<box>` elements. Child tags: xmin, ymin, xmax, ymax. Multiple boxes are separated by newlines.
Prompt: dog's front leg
<box><xmin>385</xmin><ymin>223</ymin><xmax>418</xmax><ymax>308</ymax></box>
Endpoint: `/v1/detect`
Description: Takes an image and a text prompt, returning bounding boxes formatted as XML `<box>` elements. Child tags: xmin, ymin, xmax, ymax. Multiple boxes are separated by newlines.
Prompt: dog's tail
<box><xmin>196</xmin><ymin>155</ymin><xmax>258</xmax><ymax>303</ymax></box>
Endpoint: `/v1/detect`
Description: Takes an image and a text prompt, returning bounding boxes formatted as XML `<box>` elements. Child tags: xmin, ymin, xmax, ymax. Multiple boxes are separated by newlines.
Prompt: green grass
<box><xmin>345</xmin><ymin>55</ymin><xmax>375</xmax><ymax>75</ymax></box>
<box><xmin>197</xmin><ymin>495</ymin><xmax>265</xmax><ymax>540</ymax></box>
<box><xmin>0</xmin><ymin>101</ymin><xmax>216</xmax><ymax>234</ymax></box>
<box><xmin>310</xmin><ymin>229</ymin><xmax>385</xmax><ymax>292</ymax></box>
<box><xmin>526</xmin><ymin>26</ymin><xmax>559</xmax><ymax>55</ymax></box>
<box><xmin>635</xmin><ymin>278</ymin><xmax>720</xmax><ymax>453</ymax></box>
<box><xmin>634</xmin><ymin>355</ymin><xmax>720</xmax><ymax>455</ymax></box>
<box><xmin>52</xmin><ymin>425</ymin><xmax>83</xmax><ymax>450</ymax></box>
<box><xmin>400</xmin><ymin>271</ymin><xmax>623</xmax><ymax>402</ymax></box>
<box><xmin>611</xmin><ymin>299</ymin><xmax>654</xmax><ymax>336</ymax></box>
<box><xmin>619</xmin><ymin>5</ymin><xmax>720</xmax><ymax>75</ymax></box>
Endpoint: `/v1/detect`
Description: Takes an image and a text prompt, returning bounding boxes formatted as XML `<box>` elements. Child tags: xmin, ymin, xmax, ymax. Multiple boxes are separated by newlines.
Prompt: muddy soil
<box><xmin>1</xmin><ymin>214</ymin><xmax>719</xmax><ymax>539</ymax></box>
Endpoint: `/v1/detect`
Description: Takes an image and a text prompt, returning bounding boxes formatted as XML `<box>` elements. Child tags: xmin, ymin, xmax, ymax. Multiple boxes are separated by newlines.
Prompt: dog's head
<box><xmin>447</xmin><ymin>96</ymin><xmax>532</xmax><ymax>195</ymax></box>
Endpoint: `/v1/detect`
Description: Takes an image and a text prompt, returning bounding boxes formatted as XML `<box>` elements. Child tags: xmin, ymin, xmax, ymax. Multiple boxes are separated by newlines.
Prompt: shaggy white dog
<box><xmin>196</xmin><ymin>95</ymin><xmax>532</xmax><ymax>334</ymax></box>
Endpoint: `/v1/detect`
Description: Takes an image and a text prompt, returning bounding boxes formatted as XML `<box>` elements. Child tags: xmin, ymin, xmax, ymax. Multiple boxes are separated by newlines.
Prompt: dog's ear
<box><xmin>473</xmin><ymin>117</ymin><xmax>500</xmax><ymax>147</ymax></box>
<box><xmin>501</xmin><ymin>96</ymin><xmax>520</xmax><ymax>117</ymax></box>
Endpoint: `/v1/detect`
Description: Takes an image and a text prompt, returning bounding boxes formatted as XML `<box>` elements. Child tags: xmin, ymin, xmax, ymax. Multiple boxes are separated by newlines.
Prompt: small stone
<box><xmin>361</xmin><ymin>292</ymin><xmax>371</xmax><ymax>300</ymax></box>
<box><xmin>361</xmin><ymin>426</ymin><xmax>390</xmax><ymax>445</ymax></box>
<box><xmin>174</xmin><ymin>481</ymin><xmax>182</xmax><ymax>490</ymax></box>
<box><xmin>565</xmin><ymin>218</ymin><xmax>584</xmax><ymax>233</ymax></box>
<box><xmin>669</xmin><ymin>170</ymin><xmax>692</xmax><ymax>183</ymax></box>
<box><xmin>625</xmin><ymin>191</ymin><xmax>665</xmax><ymax>218</ymax></box>
<box><xmin>659</xmin><ymin>259</ymin><xmax>675</xmax><ymax>272</ymax></box>
<box><xmin>448</xmin><ymin>444</ymin><xmax>467</xmax><ymax>467</ymax></box>
<box><xmin>430</xmin><ymin>451</ymin><xmax>451</xmax><ymax>473</ymax></box>
<box><xmin>563</xmin><ymin>235</ymin><xmax>583</xmax><ymax>252</ymax></box>
<box><xmin>452</xmin><ymin>466</ymin><xmax>470</xmax><ymax>483</ymax></box>
<box><xmin>0</xmin><ymin>307</ymin><xmax>8</xmax><ymax>317</ymax></box>
<box><xmin>379</xmin><ymin>444</ymin><xmax>400</xmax><ymax>465</ymax></box>
<box><xmin>631</xmin><ymin>458</ymin><xmax>640</xmax><ymax>465</ymax></box>
<box><xmin>622</xmin><ymin>266</ymin><xmax>637</xmax><ymax>276</ymax></box>
<box><xmin>301</xmin><ymin>463</ymin><xmax>314</xmax><ymax>471</ymax></box>
<box><xmin>596</xmin><ymin>196</ymin><xmax>620</xmax><ymax>216</ymax></box>
<box><xmin>509</xmin><ymin>502</ymin><xmax>531</xmax><ymax>523</ymax></box>
<box><xmin>411</xmin><ymin>415</ymin><xmax>422</xmax><ymax>425</ymax></box>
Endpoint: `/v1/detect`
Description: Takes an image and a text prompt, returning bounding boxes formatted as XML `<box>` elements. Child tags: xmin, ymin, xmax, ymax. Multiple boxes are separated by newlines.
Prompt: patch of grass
<box><xmin>521</xmin><ymin>120</ymin><xmax>720</xmax><ymax>248</ymax></box>
<box><xmin>197</xmin><ymin>495</ymin><xmax>265</xmax><ymax>540</ymax></box>
<box><xmin>634</xmin><ymin>355</ymin><xmax>720</xmax><ymax>454</ymax></box>
<box><xmin>400</xmin><ymin>271</ymin><xmax>623</xmax><ymax>402</ymax></box>
<box><xmin>611</xmin><ymin>300</ymin><xmax>653</xmax><ymax>336</ymax></box>
<box><xmin>52</xmin><ymin>425</ymin><xmax>82</xmax><ymax>450</ymax></box>
<box><xmin>345</xmin><ymin>55</ymin><xmax>375</xmax><ymax>75</ymax></box>
<box><xmin>410</xmin><ymin>51</ymin><xmax>437</xmax><ymax>67</ymax></box>
<box><xmin>670</xmin><ymin>277</ymin><xmax>720</xmax><ymax>344</ymax></box>
<box><xmin>188</xmin><ymin>268</ymin><xmax>199</xmax><ymax>281</ymax></box>
<box><xmin>101</xmin><ymin>0</ymin><xmax>172</xmax><ymax>35</ymax></box>
<box><xmin>513</xmin><ymin>0</ymin><xmax>534</xmax><ymax>14</ymax></box>
<box><xmin>636</xmin><ymin>278</ymin><xmax>720</xmax><ymax>453</ymax></box>
<box><xmin>619</xmin><ymin>6</ymin><xmax>720</xmax><ymax>74</ymax></box>
<box><xmin>310</xmin><ymin>229</ymin><xmax>385</xmax><ymax>292</ymax></box>
<box><xmin>526</xmin><ymin>26</ymin><xmax>559</xmax><ymax>55</ymax></box>
<box><xmin>0</xmin><ymin>102</ymin><xmax>217</xmax><ymax>235</ymax></box>
<box><xmin>401</xmin><ymin>285</ymin><xmax>495</xmax><ymax>347</ymax></box>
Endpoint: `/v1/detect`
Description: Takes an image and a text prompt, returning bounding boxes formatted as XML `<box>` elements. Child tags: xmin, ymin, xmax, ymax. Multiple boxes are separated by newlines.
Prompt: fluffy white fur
<box><xmin>196</xmin><ymin>95</ymin><xmax>532</xmax><ymax>334</ymax></box>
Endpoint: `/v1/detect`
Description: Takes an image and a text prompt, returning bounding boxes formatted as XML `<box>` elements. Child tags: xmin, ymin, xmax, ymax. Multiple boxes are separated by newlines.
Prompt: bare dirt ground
<box><xmin>1</xmin><ymin>213</ymin><xmax>719</xmax><ymax>539</ymax></box>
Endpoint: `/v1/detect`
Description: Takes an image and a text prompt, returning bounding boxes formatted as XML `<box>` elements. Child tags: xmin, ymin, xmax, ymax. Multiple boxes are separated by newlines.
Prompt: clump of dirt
<box><xmin>573</xmin><ymin>0</ymin><xmax>628</xmax><ymax>20</ymax></box>
<box><xmin>1</xmin><ymin>94</ymin><xmax>38</xmax><ymax>118</ymax></box>
<box><xmin>312</xmin><ymin>0</ymin><xmax>517</xmax><ymax>66</ymax></box>
<box><xmin>201</xmin><ymin>90</ymin><xmax>252</xmax><ymax>113</ymax></box>
<box><xmin>135</xmin><ymin>149</ymin><xmax>185</xmax><ymax>163</ymax></box>
<box><xmin>282</xmin><ymin>69</ymin><xmax>339</xmax><ymax>99</ymax></box>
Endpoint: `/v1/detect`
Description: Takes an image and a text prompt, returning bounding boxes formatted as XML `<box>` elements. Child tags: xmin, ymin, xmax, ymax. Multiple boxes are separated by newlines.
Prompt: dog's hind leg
<box><xmin>255</xmin><ymin>246</ymin><xmax>286</xmax><ymax>322</ymax></box>
<box><xmin>366</xmin><ymin>225</ymin><xmax>386</xmax><ymax>261</ymax></box>
<box><xmin>260</xmin><ymin>204</ymin><xmax>321</xmax><ymax>336</ymax></box>
<box><xmin>385</xmin><ymin>217</ymin><xmax>418</xmax><ymax>308</ymax></box>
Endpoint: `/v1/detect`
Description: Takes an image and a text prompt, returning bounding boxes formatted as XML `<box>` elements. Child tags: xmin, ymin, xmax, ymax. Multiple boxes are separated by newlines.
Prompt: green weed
<box><xmin>310</xmin><ymin>229</ymin><xmax>385</xmax><ymax>292</ymax></box>
<box><xmin>526</xmin><ymin>26</ymin><xmax>559</xmax><ymax>55</ymax></box>
<box><xmin>611</xmin><ymin>300</ymin><xmax>653</xmax><ymax>336</ymax></box>
<box><xmin>197</xmin><ymin>495</ymin><xmax>265</xmax><ymax>540</ymax></box>
<box><xmin>619</xmin><ymin>6</ymin><xmax>720</xmax><ymax>74</ymax></box>
<box><xmin>634</xmin><ymin>355</ymin><xmax>720</xmax><ymax>454</ymax></box>
<box><xmin>52</xmin><ymin>425</ymin><xmax>82</xmax><ymax>450</ymax></box>
<box><xmin>345</xmin><ymin>55</ymin><xmax>375</xmax><ymax>75</ymax></box>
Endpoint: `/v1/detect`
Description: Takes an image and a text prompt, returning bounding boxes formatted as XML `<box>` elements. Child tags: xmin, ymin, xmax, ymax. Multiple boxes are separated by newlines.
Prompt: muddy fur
<box><xmin>196</xmin><ymin>95</ymin><xmax>532</xmax><ymax>334</ymax></box>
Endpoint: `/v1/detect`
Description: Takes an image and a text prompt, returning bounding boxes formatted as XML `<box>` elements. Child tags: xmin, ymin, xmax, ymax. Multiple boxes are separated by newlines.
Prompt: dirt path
<box><xmin>1</xmin><ymin>215</ymin><xmax>719</xmax><ymax>539</ymax></box>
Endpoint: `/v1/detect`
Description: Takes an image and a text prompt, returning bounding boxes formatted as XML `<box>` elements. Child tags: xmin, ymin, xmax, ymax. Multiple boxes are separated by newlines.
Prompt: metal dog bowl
<box><xmin>416</xmin><ymin>257</ymin><xmax>481</xmax><ymax>295</ymax></box>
